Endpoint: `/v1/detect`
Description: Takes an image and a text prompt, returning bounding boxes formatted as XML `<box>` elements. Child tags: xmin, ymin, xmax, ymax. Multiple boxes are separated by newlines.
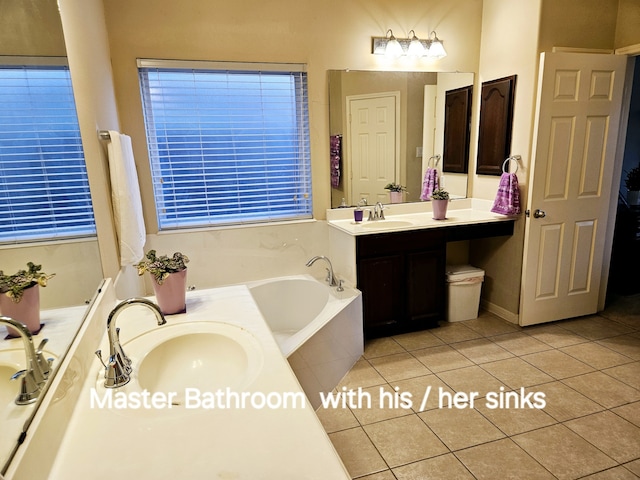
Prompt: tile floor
<box><xmin>316</xmin><ymin>294</ymin><xmax>640</xmax><ymax>479</ymax></box>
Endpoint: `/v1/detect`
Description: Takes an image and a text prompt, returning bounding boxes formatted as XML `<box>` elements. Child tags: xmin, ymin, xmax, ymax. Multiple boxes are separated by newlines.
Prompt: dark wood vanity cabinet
<box><xmin>356</xmin><ymin>229</ymin><xmax>446</xmax><ymax>339</ymax></box>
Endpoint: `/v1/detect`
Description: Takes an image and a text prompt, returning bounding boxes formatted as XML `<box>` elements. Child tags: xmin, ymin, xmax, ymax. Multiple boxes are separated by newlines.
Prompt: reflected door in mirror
<box><xmin>443</xmin><ymin>85</ymin><xmax>473</xmax><ymax>173</ymax></box>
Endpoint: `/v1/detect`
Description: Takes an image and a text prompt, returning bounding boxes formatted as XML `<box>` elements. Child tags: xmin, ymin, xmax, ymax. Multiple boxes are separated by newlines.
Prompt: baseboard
<box><xmin>481</xmin><ymin>299</ymin><xmax>519</xmax><ymax>325</ymax></box>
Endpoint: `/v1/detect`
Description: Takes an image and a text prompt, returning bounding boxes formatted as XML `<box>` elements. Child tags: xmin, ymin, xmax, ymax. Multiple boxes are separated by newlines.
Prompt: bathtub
<box><xmin>248</xmin><ymin>274</ymin><xmax>363</xmax><ymax>409</ymax></box>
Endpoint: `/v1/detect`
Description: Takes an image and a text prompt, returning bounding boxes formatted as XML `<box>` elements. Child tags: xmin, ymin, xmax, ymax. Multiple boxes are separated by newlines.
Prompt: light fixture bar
<box><xmin>371</xmin><ymin>30</ymin><xmax>447</xmax><ymax>59</ymax></box>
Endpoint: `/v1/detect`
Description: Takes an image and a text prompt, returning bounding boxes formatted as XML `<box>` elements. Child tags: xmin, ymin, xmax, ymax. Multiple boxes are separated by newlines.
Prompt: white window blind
<box><xmin>0</xmin><ymin>63</ymin><xmax>95</xmax><ymax>243</ymax></box>
<box><xmin>138</xmin><ymin>60</ymin><xmax>312</xmax><ymax>229</ymax></box>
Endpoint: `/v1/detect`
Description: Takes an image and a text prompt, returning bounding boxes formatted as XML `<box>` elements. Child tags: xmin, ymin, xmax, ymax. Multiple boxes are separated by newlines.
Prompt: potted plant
<box><xmin>0</xmin><ymin>262</ymin><xmax>55</xmax><ymax>335</ymax></box>
<box><xmin>384</xmin><ymin>183</ymin><xmax>407</xmax><ymax>203</ymax></box>
<box><xmin>430</xmin><ymin>188</ymin><xmax>450</xmax><ymax>220</ymax></box>
<box><xmin>135</xmin><ymin>250</ymin><xmax>189</xmax><ymax>315</ymax></box>
<box><xmin>625</xmin><ymin>165</ymin><xmax>640</xmax><ymax>206</ymax></box>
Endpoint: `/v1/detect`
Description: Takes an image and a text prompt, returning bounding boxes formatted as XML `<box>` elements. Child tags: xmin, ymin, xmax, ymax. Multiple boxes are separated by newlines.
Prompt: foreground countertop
<box><xmin>47</xmin><ymin>286</ymin><xmax>350</xmax><ymax>479</ymax></box>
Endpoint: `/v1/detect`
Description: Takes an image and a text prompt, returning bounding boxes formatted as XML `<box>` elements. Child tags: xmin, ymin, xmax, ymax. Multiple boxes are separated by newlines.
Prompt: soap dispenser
<box><xmin>354</xmin><ymin>200</ymin><xmax>364</xmax><ymax>223</ymax></box>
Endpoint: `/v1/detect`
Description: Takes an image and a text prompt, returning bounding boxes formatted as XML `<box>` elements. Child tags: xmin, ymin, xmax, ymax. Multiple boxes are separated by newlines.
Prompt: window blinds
<box><xmin>0</xmin><ymin>65</ymin><xmax>95</xmax><ymax>243</ymax></box>
<box><xmin>138</xmin><ymin>61</ymin><xmax>312</xmax><ymax>229</ymax></box>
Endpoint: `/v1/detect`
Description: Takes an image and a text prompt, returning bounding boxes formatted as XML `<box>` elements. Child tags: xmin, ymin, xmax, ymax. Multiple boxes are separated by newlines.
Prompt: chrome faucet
<box><xmin>95</xmin><ymin>298</ymin><xmax>166</xmax><ymax>388</ymax></box>
<box><xmin>0</xmin><ymin>316</ymin><xmax>53</xmax><ymax>405</ymax></box>
<box><xmin>306</xmin><ymin>255</ymin><xmax>343</xmax><ymax>291</ymax></box>
<box><xmin>368</xmin><ymin>202</ymin><xmax>386</xmax><ymax>221</ymax></box>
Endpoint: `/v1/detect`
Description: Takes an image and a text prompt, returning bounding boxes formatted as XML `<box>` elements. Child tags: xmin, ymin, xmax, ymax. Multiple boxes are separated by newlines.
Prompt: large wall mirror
<box><xmin>329</xmin><ymin>70</ymin><xmax>474</xmax><ymax>208</ymax></box>
<box><xmin>0</xmin><ymin>0</ymin><xmax>104</xmax><ymax>473</ymax></box>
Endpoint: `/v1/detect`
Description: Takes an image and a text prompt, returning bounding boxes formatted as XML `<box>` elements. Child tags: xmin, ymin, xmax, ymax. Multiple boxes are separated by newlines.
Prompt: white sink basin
<box><xmin>361</xmin><ymin>220</ymin><xmax>414</xmax><ymax>230</ymax></box>
<box><xmin>124</xmin><ymin>322</ymin><xmax>264</xmax><ymax>404</ymax></box>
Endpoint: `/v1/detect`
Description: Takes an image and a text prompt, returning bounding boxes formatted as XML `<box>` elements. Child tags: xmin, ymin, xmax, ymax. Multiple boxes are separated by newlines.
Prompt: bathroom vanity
<box><xmin>328</xmin><ymin>200</ymin><xmax>516</xmax><ymax>338</ymax></box>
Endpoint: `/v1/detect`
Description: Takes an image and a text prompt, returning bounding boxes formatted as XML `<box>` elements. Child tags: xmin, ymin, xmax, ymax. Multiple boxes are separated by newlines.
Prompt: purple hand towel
<box><xmin>420</xmin><ymin>168</ymin><xmax>439</xmax><ymax>200</ymax></box>
<box><xmin>330</xmin><ymin>135</ymin><xmax>341</xmax><ymax>188</ymax></box>
<box><xmin>491</xmin><ymin>172</ymin><xmax>521</xmax><ymax>215</ymax></box>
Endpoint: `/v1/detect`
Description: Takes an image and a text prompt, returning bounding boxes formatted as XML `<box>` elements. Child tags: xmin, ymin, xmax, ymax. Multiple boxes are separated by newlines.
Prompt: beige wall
<box><xmin>616</xmin><ymin>0</ymin><xmax>640</xmax><ymax>49</ymax></box>
<box><xmin>0</xmin><ymin>0</ymin><xmax>66</xmax><ymax>56</ymax></box>
<box><xmin>102</xmin><ymin>0</ymin><xmax>483</xmax><ymax>229</ymax></box>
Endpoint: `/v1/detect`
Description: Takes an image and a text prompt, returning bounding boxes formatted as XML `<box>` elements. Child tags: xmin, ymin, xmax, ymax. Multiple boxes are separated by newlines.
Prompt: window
<box><xmin>138</xmin><ymin>59</ymin><xmax>312</xmax><ymax>229</ymax></box>
<box><xmin>0</xmin><ymin>61</ymin><xmax>95</xmax><ymax>243</ymax></box>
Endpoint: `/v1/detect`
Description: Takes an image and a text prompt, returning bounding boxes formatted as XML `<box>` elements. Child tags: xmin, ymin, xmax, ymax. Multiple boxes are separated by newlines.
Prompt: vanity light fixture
<box><xmin>371</xmin><ymin>30</ymin><xmax>447</xmax><ymax>59</ymax></box>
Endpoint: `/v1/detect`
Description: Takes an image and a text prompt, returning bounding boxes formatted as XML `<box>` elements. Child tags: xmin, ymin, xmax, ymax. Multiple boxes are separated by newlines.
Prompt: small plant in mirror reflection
<box><xmin>384</xmin><ymin>183</ymin><xmax>408</xmax><ymax>193</ymax></box>
<box><xmin>430</xmin><ymin>188</ymin><xmax>450</xmax><ymax>200</ymax></box>
<box><xmin>0</xmin><ymin>262</ymin><xmax>55</xmax><ymax>303</ymax></box>
<box><xmin>135</xmin><ymin>250</ymin><xmax>189</xmax><ymax>285</ymax></box>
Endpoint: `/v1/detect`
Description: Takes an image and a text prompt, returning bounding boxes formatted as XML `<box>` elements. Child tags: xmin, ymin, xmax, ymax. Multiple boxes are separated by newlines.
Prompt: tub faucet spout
<box><xmin>0</xmin><ymin>316</ymin><xmax>53</xmax><ymax>405</ymax></box>
<box><xmin>306</xmin><ymin>255</ymin><xmax>343</xmax><ymax>291</ymax></box>
<box><xmin>95</xmin><ymin>298</ymin><xmax>166</xmax><ymax>388</ymax></box>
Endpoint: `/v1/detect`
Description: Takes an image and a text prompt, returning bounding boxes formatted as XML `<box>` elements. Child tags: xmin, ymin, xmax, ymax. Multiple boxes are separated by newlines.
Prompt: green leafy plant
<box><xmin>0</xmin><ymin>262</ymin><xmax>55</xmax><ymax>303</ymax></box>
<box><xmin>430</xmin><ymin>188</ymin><xmax>450</xmax><ymax>200</ymax></box>
<box><xmin>384</xmin><ymin>183</ymin><xmax>407</xmax><ymax>193</ymax></box>
<box><xmin>625</xmin><ymin>165</ymin><xmax>640</xmax><ymax>191</ymax></box>
<box><xmin>135</xmin><ymin>250</ymin><xmax>189</xmax><ymax>285</ymax></box>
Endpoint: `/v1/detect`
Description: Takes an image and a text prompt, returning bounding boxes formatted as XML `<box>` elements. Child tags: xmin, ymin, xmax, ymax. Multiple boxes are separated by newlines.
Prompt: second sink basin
<box><xmin>123</xmin><ymin>322</ymin><xmax>264</xmax><ymax>403</ymax></box>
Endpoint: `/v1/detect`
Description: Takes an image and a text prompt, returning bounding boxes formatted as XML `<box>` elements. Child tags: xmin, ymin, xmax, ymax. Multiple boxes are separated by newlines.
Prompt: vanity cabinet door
<box><xmin>358</xmin><ymin>254</ymin><xmax>404</xmax><ymax>336</ymax></box>
<box><xmin>406</xmin><ymin>249</ymin><xmax>445</xmax><ymax>326</ymax></box>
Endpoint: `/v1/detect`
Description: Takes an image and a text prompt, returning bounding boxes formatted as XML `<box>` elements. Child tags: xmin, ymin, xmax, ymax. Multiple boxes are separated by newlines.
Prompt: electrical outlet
<box><xmin>416</xmin><ymin>146</ymin><xmax>423</xmax><ymax>158</ymax></box>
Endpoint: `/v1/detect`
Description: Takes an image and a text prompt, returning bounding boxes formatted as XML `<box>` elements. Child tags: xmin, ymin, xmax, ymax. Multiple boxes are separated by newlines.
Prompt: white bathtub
<box><xmin>248</xmin><ymin>275</ymin><xmax>363</xmax><ymax>409</ymax></box>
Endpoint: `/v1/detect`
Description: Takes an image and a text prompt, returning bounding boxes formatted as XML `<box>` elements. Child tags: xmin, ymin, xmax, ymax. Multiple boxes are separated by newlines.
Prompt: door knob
<box><xmin>533</xmin><ymin>209</ymin><xmax>546</xmax><ymax>218</ymax></box>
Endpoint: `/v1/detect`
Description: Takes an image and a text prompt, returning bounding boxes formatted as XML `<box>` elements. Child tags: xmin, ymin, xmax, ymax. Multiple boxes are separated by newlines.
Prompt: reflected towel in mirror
<box><xmin>420</xmin><ymin>167</ymin><xmax>439</xmax><ymax>200</ymax></box>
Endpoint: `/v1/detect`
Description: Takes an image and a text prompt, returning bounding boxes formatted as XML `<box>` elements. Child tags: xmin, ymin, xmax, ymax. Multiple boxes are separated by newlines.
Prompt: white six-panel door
<box><xmin>346</xmin><ymin>92</ymin><xmax>399</xmax><ymax>206</ymax></box>
<box><xmin>520</xmin><ymin>52</ymin><xmax>627</xmax><ymax>326</ymax></box>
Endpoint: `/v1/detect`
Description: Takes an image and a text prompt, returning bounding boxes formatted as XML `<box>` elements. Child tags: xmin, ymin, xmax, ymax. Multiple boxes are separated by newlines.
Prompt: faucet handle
<box><xmin>10</xmin><ymin>369</ymin><xmax>41</xmax><ymax>405</ymax></box>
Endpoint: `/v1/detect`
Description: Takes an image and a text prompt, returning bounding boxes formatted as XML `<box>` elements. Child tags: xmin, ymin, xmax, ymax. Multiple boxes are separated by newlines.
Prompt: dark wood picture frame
<box><xmin>476</xmin><ymin>75</ymin><xmax>517</xmax><ymax>175</ymax></box>
<box><xmin>442</xmin><ymin>84</ymin><xmax>473</xmax><ymax>173</ymax></box>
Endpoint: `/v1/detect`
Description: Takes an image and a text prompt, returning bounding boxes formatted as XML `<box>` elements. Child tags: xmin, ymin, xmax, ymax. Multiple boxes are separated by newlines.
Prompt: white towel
<box><xmin>107</xmin><ymin>130</ymin><xmax>146</xmax><ymax>266</ymax></box>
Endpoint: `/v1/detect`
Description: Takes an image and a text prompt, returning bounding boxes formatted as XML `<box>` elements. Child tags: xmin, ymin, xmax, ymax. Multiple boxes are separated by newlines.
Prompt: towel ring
<box><xmin>502</xmin><ymin>155</ymin><xmax>520</xmax><ymax>174</ymax></box>
<box><xmin>428</xmin><ymin>155</ymin><xmax>441</xmax><ymax>168</ymax></box>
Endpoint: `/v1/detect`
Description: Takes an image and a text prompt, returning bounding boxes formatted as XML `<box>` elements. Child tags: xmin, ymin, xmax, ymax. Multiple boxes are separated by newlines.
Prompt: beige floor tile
<box><xmin>560</xmin><ymin>342</ymin><xmax>635</xmax><ymax>370</ymax></box>
<box><xmin>612</xmin><ymin>401</ymin><xmax>640</xmax><ymax>427</ymax></box>
<box><xmin>476</xmin><ymin>398</ymin><xmax>556</xmax><ymax>435</ymax></box>
<box><xmin>338</xmin><ymin>358</ymin><xmax>386</xmax><ymax>390</ymax></box>
<box><xmin>412</xmin><ymin>345</ymin><xmax>474</xmax><ymax>373</ymax></box>
<box><xmin>348</xmin><ymin>384</ymin><xmax>413</xmax><ymax>425</ymax></box>
<box><xmin>392</xmin><ymin>329</ymin><xmax>444</xmax><ymax>351</ymax></box>
<box><xmin>539</xmin><ymin>380</ymin><xmax>604</xmax><ymax>422</ymax></box>
<box><xmin>393</xmin><ymin>454</ymin><xmax>475</xmax><ymax>480</ymax></box>
<box><xmin>356</xmin><ymin>470</ymin><xmax>397</xmax><ymax>480</ymax></box>
<box><xmin>463</xmin><ymin>313</ymin><xmax>520</xmax><ymax>337</ymax></box>
<box><xmin>603</xmin><ymin>362</ymin><xmax>640</xmax><ymax>389</ymax></box>
<box><xmin>521</xmin><ymin>349</ymin><xmax>595</xmax><ymax>379</ymax></box>
<box><xmin>436</xmin><ymin>365</ymin><xmax>506</xmax><ymax>399</ymax></box>
<box><xmin>364</xmin><ymin>415</ymin><xmax>448</xmax><ymax>467</ymax></box>
<box><xmin>456</xmin><ymin>438</ymin><xmax>556</xmax><ymax>479</ymax></box>
<box><xmin>559</xmin><ymin>315</ymin><xmax>633</xmax><ymax>340</ymax></box>
<box><xmin>580</xmin><ymin>466</ymin><xmax>640</xmax><ymax>479</ymax></box>
<box><xmin>368</xmin><ymin>352</ymin><xmax>432</xmax><ymax>382</ymax></box>
<box><xmin>419</xmin><ymin>407</ymin><xmax>504</xmax><ymax>451</ymax></box>
<box><xmin>480</xmin><ymin>357</ymin><xmax>553</xmax><ymax>389</ymax></box>
<box><xmin>491</xmin><ymin>331</ymin><xmax>552</xmax><ymax>356</ymax></box>
<box><xmin>513</xmin><ymin>424</ymin><xmax>617</xmax><ymax>480</ymax></box>
<box><xmin>328</xmin><ymin>427</ymin><xmax>388</xmax><ymax>478</ymax></box>
<box><xmin>451</xmin><ymin>337</ymin><xmax>514</xmax><ymax>364</ymax></box>
<box><xmin>391</xmin><ymin>374</ymin><xmax>455</xmax><ymax>412</ymax></box>
<box><xmin>563</xmin><ymin>371</ymin><xmax>640</xmax><ymax>408</ymax></box>
<box><xmin>315</xmin><ymin>402</ymin><xmax>360</xmax><ymax>433</ymax></box>
<box><xmin>625</xmin><ymin>458</ymin><xmax>640</xmax><ymax>477</ymax></box>
<box><xmin>597</xmin><ymin>335</ymin><xmax>640</xmax><ymax>360</ymax></box>
<box><xmin>566</xmin><ymin>411</ymin><xmax>640</xmax><ymax>463</ymax></box>
<box><xmin>525</xmin><ymin>323</ymin><xmax>588</xmax><ymax>348</ymax></box>
<box><xmin>431</xmin><ymin>322</ymin><xmax>483</xmax><ymax>344</ymax></box>
<box><xmin>364</xmin><ymin>337</ymin><xmax>406</xmax><ymax>359</ymax></box>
